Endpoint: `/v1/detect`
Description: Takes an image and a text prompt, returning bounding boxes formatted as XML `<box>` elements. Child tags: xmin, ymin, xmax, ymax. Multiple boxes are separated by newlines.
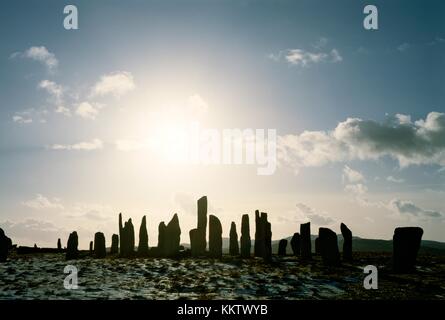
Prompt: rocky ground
<box><xmin>0</xmin><ymin>252</ymin><xmax>444</xmax><ymax>300</ymax></box>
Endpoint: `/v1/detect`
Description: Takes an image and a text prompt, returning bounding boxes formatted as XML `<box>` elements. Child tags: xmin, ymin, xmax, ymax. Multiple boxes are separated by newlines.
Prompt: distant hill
<box><xmin>181</xmin><ymin>235</ymin><xmax>445</xmax><ymax>256</ymax></box>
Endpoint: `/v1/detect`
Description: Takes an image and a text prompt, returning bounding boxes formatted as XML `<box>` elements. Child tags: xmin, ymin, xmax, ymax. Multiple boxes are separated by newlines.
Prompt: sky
<box><xmin>0</xmin><ymin>0</ymin><xmax>444</xmax><ymax>248</ymax></box>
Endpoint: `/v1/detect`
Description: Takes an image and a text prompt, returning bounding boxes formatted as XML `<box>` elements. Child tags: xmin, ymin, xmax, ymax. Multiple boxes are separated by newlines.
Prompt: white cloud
<box><xmin>387</xmin><ymin>176</ymin><xmax>405</xmax><ymax>183</ymax></box>
<box><xmin>12</xmin><ymin>108</ymin><xmax>48</xmax><ymax>124</ymax></box>
<box><xmin>278</xmin><ymin>112</ymin><xmax>445</xmax><ymax>172</ymax></box>
<box><xmin>22</xmin><ymin>194</ymin><xmax>64</xmax><ymax>210</ymax></box>
<box><xmin>13</xmin><ymin>115</ymin><xmax>33</xmax><ymax>124</ymax></box>
<box><xmin>91</xmin><ymin>71</ymin><xmax>135</xmax><ymax>98</ymax></box>
<box><xmin>295</xmin><ymin>203</ymin><xmax>335</xmax><ymax>226</ymax></box>
<box><xmin>22</xmin><ymin>46</ymin><xmax>58</xmax><ymax>72</ymax></box>
<box><xmin>344</xmin><ymin>183</ymin><xmax>368</xmax><ymax>196</ymax></box>
<box><xmin>55</xmin><ymin>105</ymin><xmax>71</xmax><ymax>117</ymax></box>
<box><xmin>342</xmin><ymin>165</ymin><xmax>365</xmax><ymax>183</ymax></box>
<box><xmin>270</xmin><ymin>46</ymin><xmax>343</xmax><ymax>67</ymax></box>
<box><xmin>75</xmin><ymin>102</ymin><xmax>100</xmax><ymax>119</ymax></box>
<box><xmin>389</xmin><ymin>199</ymin><xmax>443</xmax><ymax>219</ymax></box>
<box><xmin>38</xmin><ymin>80</ymin><xmax>63</xmax><ymax>100</ymax></box>
<box><xmin>50</xmin><ymin>138</ymin><xmax>103</xmax><ymax>151</ymax></box>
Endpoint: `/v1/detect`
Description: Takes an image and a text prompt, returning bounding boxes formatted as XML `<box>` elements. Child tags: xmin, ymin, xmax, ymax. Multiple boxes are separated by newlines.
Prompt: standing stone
<box><xmin>278</xmin><ymin>239</ymin><xmax>288</xmax><ymax>256</ymax></box>
<box><xmin>229</xmin><ymin>222</ymin><xmax>239</xmax><ymax>256</ymax></box>
<box><xmin>393</xmin><ymin>227</ymin><xmax>423</xmax><ymax>273</ymax></box>
<box><xmin>264</xmin><ymin>220</ymin><xmax>272</xmax><ymax>261</ymax></box>
<box><xmin>189</xmin><ymin>228</ymin><xmax>200</xmax><ymax>257</ymax></box>
<box><xmin>254</xmin><ymin>210</ymin><xmax>263</xmax><ymax>257</ymax></box>
<box><xmin>94</xmin><ymin>232</ymin><xmax>106</xmax><ymax>258</ymax></box>
<box><xmin>66</xmin><ymin>231</ymin><xmax>79</xmax><ymax>260</ymax></box>
<box><xmin>240</xmin><ymin>214</ymin><xmax>251</xmax><ymax>258</ymax></box>
<box><xmin>319</xmin><ymin>228</ymin><xmax>340</xmax><ymax>266</ymax></box>
<box><xmin>0</xmin><ymin>228</ymin><xmax>12</xmax><ymax>262</ymax></box>
<box><xmin>138</xmin><ymin>216</ymin><xmax>149</xmax><ymax>256</ymax></box>
<box><xmin>89</xmin><ymin>241</ymin><xmax>93</xmax><ymax>254</ymax></box>
<box><xmin>340</xmin><ymin>223</ymin><xmax>353</xmax><ymax>262</ymax></box>
<box><xmin>209</xmin><ymin>215</ymin><xmax>223</xmax><ymax>258</ymax></box>
<box><xmin>164</xmin><ymin>214</ymin><xmax>181</xmax><ymax>257</ymax></box>
<box><xmin>197</xmin><ymin>196</ymin><xmax>207</xmax><ymax>255</ymax></box>
<box><xmin>119</xmin><ymin>213</ymin><xmax>123</xmax><ymax>254</ymax></box>
<box><xmin>120</xmin><ymin>217</ymin><xmax>135</xmax><ymax>257</ymax></box>
<box><xmin>127</xmin><ymin>219</ymin><xmax>135</xmax><ymax>254</ymax></box>
<box><xmin>158</xmin><ymin>222</ymin><xmax>167</xmax><ymax>256</ymax></box>
<box><xmin>57</xmin><ymin>238</ymin><xmax>62</xmax><ymax>250</ymax></box>
<box><xmin>290</xmin><ymin>233</ymin><xmax>300</xmax><ymax>256</ymax></box>
<box><xmin>300</xmin><ymin>222</ymin><xmax>312</xmax><ymax>260</ymax></box>
<box><xmin>111</xmin><ymin>234</ymin><xmax>119</xmax><ymax>254</ymax></box>
<box><xmin>314</xmin><ymin>237</ymin><xmax>320</xmax><ymax>254</ymax></box>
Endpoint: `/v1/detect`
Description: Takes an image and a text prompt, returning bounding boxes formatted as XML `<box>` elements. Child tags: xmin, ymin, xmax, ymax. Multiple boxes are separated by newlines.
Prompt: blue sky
<box><xmin>0</xmin><ymin>0</ymin><xmax>444</xmax><ymax>247</ymax></box>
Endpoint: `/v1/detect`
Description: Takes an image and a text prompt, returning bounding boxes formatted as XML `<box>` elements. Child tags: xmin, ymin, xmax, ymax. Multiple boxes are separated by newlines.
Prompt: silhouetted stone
<box><xmin>120</xmin><ymin>217</ymin><xmax>135</xmax><ymax>257</ymax></box>
<box><xmin>66</xmin><ymin>231</ymin><xmax>78</xmax><ymax>260</ymax></box>
<box><xmin>138</xmin><ymin>216</ymin><xmax>149</xmax><ymax>256</ymax></box>
<box><xmin>189</xmin><ymin>228</ymin><xmax>200</xmax><ymax>257</ymax></box>
<box><xmin>264</xmin><ymin>220</ymin><xmax>272</xmax><ymax>261</ymax></box>
<box><xmin>0</xmin><ymin>228</ymin><xmax>12</xmax><ymax>262</ymax></box>
<box><xmin>89</xmin><ymin>241</ymin><xmax>93</xmax><ymax>254</ymax></box>
<box><xmin>111</xmin><ymin>234</ymin><xmax>119</xmax><ymax>254</ymax></box>
<box><xmin>314</xmin><ymin>237</ymin><xmax>320</xmax><ymax>254</ymax></box>
<box><xmin>254</xmin><ymin>210</ymin><xmax>263</xmax><ymax>257</ymax></box>
<box><xmin>196</xmin><ymin>196</ymin><xmax>208</xmax><ymax>255</ymax></box>
<box><xmin>57</xmin><ymin>238</ymin><xmax>62</xmax><ymax>250</ymax></box>
<box><xmin>240</xmin><ymin>214</ymin><xmax>251</xmax><ymax>258</ymax></box>
<box><xmin>157</xmin><ymin>222</ymin><xmax>167</xmax><ymax>256</ymax></box>
<box><xmin>255</xmin><ymin>211</ymin><xmax>271</xmax><ymax>260</ymax></box>
<box><xmin>278</xmin><ymin>239</ymin><xmax>288</xmax><ymax>256</ymax></box>
<box><xmin>229</xmin><ymin>222</ymin><xmax>239</xmax><ymax>256</ymax></box>
<box><xmin>290</xmin><ymin>233</ymin><xmax>300</xmax><ymax>256</ymax></box>
<box><xmin>340</xmin><ymin>223</ymin><xmax>352</xmax><ymax>261</ymax></box>
<box><xmin>319</xmin><ymin>228</ymin><xmax>340</xmax><ymax>266</ymax></box>
<box><xmin>300</xmin><ymin>222</ymin><xmax>311</xmax><ymax>260</ymax></box>
<box><xmin>209</xmin><ymin>215</ymin><xmax>222</xmax><ymax>258</ymax></box>
<box><xmin>393</xmin><ymin>227</ymin><xmax>423</xmax><ymax>273</ymax></box>
<box><xmin>119</xmin><ymin>213</ymin><xmax>123</xmax><ymax>254</ymax></box>
<box><xmin>94</xmin><ymin>232</ymin><xmax>106</xmax><ymax>258</ymax></box>
<box><xmin>164</xmin><ymin>214</ymin><xmax>181</xmax><ymax>257</ymax></box>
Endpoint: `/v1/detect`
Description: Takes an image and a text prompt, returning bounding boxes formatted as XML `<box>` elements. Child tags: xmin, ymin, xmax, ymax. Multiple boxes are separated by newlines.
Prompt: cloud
<box><xmin>278</xmin><ymin>112</ymin><xmax>445</xmax><ymax>172</ymax></box>
<box><xmin>389</xmin><ymin>199</ymin><xmax>444</xmax><ymax>219</ymax></box>
<box><xmin>19</xmin><ymin>46</ymin><xmax>59</xmax><ymax>72</ymax></box>
<box><xmin>75</xmin><ymin>102</ymin><xmax>100</xmax><ymax>119</ymax></box>
<box><xmin>270</xmin><ymin>47</ymin><xmax>342</xmax><ymax>67</ymax></box>
<box><xmin>91</xmin><ymin>71</ymin><xmax>135</xmax><ymax>98</ymax></box>
<box><xmin>397</xmin><ymin>43</ymin><xmax>410</xmax><ymax>52</ymax></box>
<box><xmin>12</xmin><ymin>115</ymin><xmax>33</xmax><ymax>124</ymax></box>
<box><xmin>343</xmin><ymin>166</ymin><xmax>365</xmax><ymax>183</ymax></box>
<box><xmin>12</xmin><ymin>108</ymin><xmax>48</xmax><ymax>124</ymax></box>
<box><xmin>38</xmin><ymin>80</ymin><xmax>63</xmax><ymax>100</ymax></box>
<box><xmin>55</xmin><ymin>105</ymin><xmax>71</xmax><ymax>117</ymax></box>
<box><xmin>295</xmin><ymin>203</ymin><xmax>335</xmax><ymax>226</ymax></box>
<box><xmin>344</xmin><ymin>183</ymin><xmax>368</xmax><ymax>196</ymax></box>
<box><xmin>1</xmin><ymin>219</ymin><xmax>65</xmax><ymax>245</ymax></box>
<box><xmin>387</xmin><ymin>176</ymin><xmax>405</xmax><ymax>183</ymax></box>
<box><xmin>22</xmin><ymin>194</ymin><xmax>64</xmax><ymax>210</ymax></box>
<box><xmin>50</xmin><ymin>138</ymin><xmax>103</xmax><ymax>151</ymax></box>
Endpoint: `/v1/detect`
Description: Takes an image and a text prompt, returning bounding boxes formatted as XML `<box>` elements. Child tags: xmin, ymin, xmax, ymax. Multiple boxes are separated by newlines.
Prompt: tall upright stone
<box><xmin>254</xmin><ymin>210</ymin><xmax>263</xmax><ymax>257</ymax></box>
<box><xmin>57</xmin><ymin>238</ymin><xmax>62</xmax><ymax>250</ymax></box>
<box><xmin>264</xmin><ymin>220</ymin><xmax>272</xmax><ymax>261</ymax></box>
<box><xmin>300</xmin><ymin>222</ymin><xmax>312</xmax><ymax>260</ymax></box>
<box><xmin>340</xmin><ymin>223</ymin><xmax>352</xmax><ymax>261</ymax></box>
<box><xmin>164</xmin><ymin>214</ymin><xmax>181</xmax><ymax>257</ymax></box>
<box><xmin>111</xmin><ymin>234</ymin><xmax>119</xmax><ymax>254</ymax></box>
<box><xmin>209</xmin><ymin>215</ymin><xmax>223</xmax><ymax>258</ymax></box>
<box><xmin>138</xmin><ymin>216</ymin><xmax>149</xmax><ymax>256</ymax></box>
<box><xmin>240</xmin><ymin>214</ymin><xmax>251</xmax><ymax>258</ymax></box>
<box><xmin>278</xmin><ymin>239</ymin><xmax>288</xmax><ymax>256</ymax></box>
<box><xmin>94</xmin><ymin>232</ymin><xmax>106</xmax><ymax>258</ymax></box>
<box><xmin>89</xmin><ymin>241</ymin><xmax>93</xmax><ymax>254</ymax></box>
<box><xmin>290</xmin><ymin>233</ymin><xmax>300</xmax><ymax>256</ymax></box>
<box><xmin>319</xmin><ymin>228</ymin><xmax>340</xmax><ymax>266</ymax></box>
<box><xmin>0</xmin><ymin>228</ymin><xmax>12</xmax><ymax>262</ymax></box>
<box><xmin>119</xmin><ymin>213</ymin><xmax>123</xmax><ymax>254</ymax></box>
<box><xmin>127</xmin><ymin>219</ymin><xmax>135</xmax><ymax>254</ymax></box>
<box><xmin>158</xmin><ymin>222</ymin><xmax>167</xmax><ymax>256</ymax></box>
<box><xmin>229</xmin><ymin>222</ymin><xmax>239</xmax><ymax>256</ymax></box>
<box><xmin>196</xmin><ymin>196</ymin><xmax>207</xmax><ymax>254</ymax></box>
<box><xmin>393</xmin><ymin>227</ymin><xmax>423</xmax><ymax>273</ymax></box>
<box><xmin>66</xmin><ymin>231</ymin><xmax>79</xmax><ymax>260</ymax></box>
